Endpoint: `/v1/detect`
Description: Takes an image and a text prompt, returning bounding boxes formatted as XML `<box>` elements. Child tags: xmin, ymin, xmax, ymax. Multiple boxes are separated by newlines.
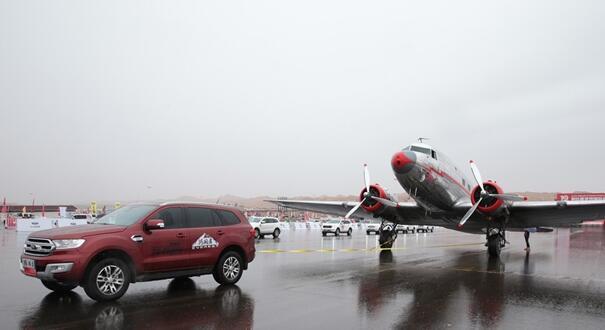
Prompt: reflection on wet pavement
<box><xmin>20</xmin><ymin>280</ymin><xmax>254</xmax><ymax>329</ymax></box>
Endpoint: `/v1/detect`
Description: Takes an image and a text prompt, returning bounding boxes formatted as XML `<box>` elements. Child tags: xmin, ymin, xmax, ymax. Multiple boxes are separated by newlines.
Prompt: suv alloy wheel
<box><xmin>213</xmin><ymin>251</ymin><xmax>244</xmax><ymax>285</ymax></box>
<box><xmin>84</xmin><ymin>258</ymin><xmax>131</xmax><ymax>302</ymax></box>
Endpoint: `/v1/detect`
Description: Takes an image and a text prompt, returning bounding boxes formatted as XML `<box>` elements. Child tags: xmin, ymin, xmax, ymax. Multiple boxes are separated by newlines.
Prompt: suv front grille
<box><xmin>24</xmin><ymin>238</ymin><xmax>55</xmax><ymax>256</ymax></box>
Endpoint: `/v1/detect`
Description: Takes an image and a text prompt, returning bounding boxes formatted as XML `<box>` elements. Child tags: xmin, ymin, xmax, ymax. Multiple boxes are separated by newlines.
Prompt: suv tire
<box><xmin>273</xmin><ymin>228</ymin><xmax>280</xmax><ymax>238</ymax></box>
<box><xmin>213</xmin><ymin>251</ymin><xmax>244</xmax><ymax>285</ymax></box>
<box><xmin>347</xmin><ymin>228</ymin><xmax>352</xmax><ymax>236</ymax></box>
<box><xmin>335</xmin><ymin>228</ymin><xmax>340</xmax><ymax>236</ymax></box>
<box><xmin>83</xmin><ymin>257</ymin><xmax>130</xmax><ymax>302</ymax></box>
<box><xmin>41</xmin><ymin>280</ymin><xmax>77</xmax><ymax>293</ymax></box>
<box><xmin>254</xmin><ymin>228</ymin><xmax>260</xmax><ymax>239</ymax></box>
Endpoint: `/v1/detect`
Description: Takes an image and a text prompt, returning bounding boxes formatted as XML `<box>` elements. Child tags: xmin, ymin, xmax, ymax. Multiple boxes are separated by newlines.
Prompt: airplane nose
<box><xmin>391</xmin><ymin>151</ymin><xmax>416</xmax><ymax>174</ymax></box>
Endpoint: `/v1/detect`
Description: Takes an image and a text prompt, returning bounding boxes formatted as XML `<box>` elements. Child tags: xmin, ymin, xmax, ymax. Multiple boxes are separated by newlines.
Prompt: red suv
<box><xmin>19</xmin><ymin>202</ymin><xmax>256</xmax><ymax>301</ymax></box>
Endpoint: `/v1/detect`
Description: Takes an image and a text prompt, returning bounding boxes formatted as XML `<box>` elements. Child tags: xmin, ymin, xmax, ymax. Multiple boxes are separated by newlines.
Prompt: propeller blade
<box><xmin>363</xmin><ymin>164</ymin><xmax>371</xmax><ymax>194</ymax></box>
<box><xmin>489</xmin><ymin>193</ymin><xmax>527</xmax><ymax>202</ymax></box>
<box><xmin>345</xmin><ymin>199</ymin><xmax>365</xmax><ymax>219</ymax></box>
<box><xmin>458</xmin><ymin>198</ymin><xmax>482</xmax><ymax>228</ymax></box>
<box><xmin>469</xmin><ymin>160</ymin><xmax>485</xmax><ymax>192</ymax></box>
<box><xmin>371</xmin><ymin>196</ymin><xmax>399</xmax><ymax>208</ymax></box>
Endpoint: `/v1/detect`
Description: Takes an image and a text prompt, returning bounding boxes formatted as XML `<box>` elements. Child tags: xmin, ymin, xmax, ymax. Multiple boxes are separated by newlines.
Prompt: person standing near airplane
<box><xmin>524</xmin><ymin>228</ymin><xmax>537</xmax><ymax>251</ymax></box>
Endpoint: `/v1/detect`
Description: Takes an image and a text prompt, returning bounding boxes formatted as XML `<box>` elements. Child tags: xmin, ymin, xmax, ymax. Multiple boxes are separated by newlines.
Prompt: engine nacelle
<box><xmin>359</xmin><ymin>184</ymin><xmax>391</xmax><ymax>213</ymax></box>
<box><xmin>470</xmin><ymin>181</ymin><xmax>504</xmax><ymax>214</ymax></box>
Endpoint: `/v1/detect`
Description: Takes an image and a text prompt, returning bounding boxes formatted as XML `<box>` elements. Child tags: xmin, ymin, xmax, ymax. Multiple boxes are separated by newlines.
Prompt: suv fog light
<box><xmin>46</xmin><ymin>263</ymin><xmax>74</xmax><ymax>274</ymax></box>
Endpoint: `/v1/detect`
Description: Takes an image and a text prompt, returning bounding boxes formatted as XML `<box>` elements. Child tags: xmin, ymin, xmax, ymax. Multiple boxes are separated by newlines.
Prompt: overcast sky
<box><xmin>1</xmin><ymin>1</ymin><xmax>604</xmax><ymax>204</ymax></box>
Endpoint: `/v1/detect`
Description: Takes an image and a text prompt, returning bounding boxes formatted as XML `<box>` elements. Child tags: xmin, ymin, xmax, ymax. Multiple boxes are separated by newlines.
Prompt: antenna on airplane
<box><xmin>418</xmin><ymin>137</ymin><xmax>430</xmax><ymax>144</ymax></box>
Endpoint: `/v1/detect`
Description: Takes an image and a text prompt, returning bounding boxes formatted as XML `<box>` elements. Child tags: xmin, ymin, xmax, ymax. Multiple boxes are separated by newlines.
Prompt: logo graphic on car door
<box><xmin>192</xmin><ymin>233</ymin><xmax>219</xmax><ymax>250</ymax></box>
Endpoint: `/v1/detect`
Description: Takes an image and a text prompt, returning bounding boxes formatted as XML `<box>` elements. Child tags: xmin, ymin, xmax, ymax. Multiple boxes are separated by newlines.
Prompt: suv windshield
<box><xmin>94</xmin><ymin>205</ymin><xmax>156</xmax><ymax>226</ymax></box>
<box><xmin>327</xmin><ymin>220</ymin><xmax>340</xmax><ymax>224</ymax></box>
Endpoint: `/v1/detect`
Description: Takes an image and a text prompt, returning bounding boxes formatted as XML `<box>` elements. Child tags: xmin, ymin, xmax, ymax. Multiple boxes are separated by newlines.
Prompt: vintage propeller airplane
<box><xmin>268</xmin><ymin>140</ymin><xmax>605</xmax><ymax>256</ymax></box>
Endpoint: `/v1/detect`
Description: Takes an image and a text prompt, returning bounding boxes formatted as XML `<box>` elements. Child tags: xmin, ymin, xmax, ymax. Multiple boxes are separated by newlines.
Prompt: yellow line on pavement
<box><xmin>257</xmin><ymin>242</ymin><xmax>483</xmax><ymax>254</ymax></box>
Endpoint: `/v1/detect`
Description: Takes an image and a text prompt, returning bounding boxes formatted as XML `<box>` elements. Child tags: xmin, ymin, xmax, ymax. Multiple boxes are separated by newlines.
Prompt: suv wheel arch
<box><xmin>217</xmin><ymin>245</ymin><xmax>248</xmax><ymax>270</ymax></box>
<box><xmin>83</xmin><ymin>249</ymin><xmax>137</xmax><ymax>285</ymax></box>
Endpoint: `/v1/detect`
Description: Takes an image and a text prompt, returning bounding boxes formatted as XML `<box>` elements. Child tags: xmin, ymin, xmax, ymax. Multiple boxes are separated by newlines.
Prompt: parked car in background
<box><xmin>248</xmin><ymin>216</ymin><xmax>281</xmax><ymax>239</ymax></box>
<box><xmin>366</xmin><ymin>220</ymin><xmax>381</xmax><ymax>235</ymax></box>
<box><xmin>72</xmin><ymin>213</ymin><xmax>95</xmax><ymax>224</ymax></box>
<box><xmin>396</xmin><ymin>225</ymin><xmax>416</xmax><ymax>234</ymax></box>
<box><xmin>416</xmin><ymin>225</ymin><xmax>434</xmax><ymax>233</ymax></box>
<box><xmin>322</xmin><ymin>219</ymin><xmax>353</xmax><ymax>236</ymax></box>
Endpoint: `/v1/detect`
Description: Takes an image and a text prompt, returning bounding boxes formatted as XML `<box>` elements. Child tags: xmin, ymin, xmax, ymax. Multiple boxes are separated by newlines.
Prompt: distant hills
<box><xmin>167</xmin><ymin>192</ymin><xmax>558</xmax><ymax>209</ymax></box>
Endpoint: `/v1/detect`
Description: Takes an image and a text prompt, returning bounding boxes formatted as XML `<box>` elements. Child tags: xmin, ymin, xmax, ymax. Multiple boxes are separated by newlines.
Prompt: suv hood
<box><xmin>30</xmin><ymin>224</ymin><xmax>127</xmax><ymax>239</ymax></box>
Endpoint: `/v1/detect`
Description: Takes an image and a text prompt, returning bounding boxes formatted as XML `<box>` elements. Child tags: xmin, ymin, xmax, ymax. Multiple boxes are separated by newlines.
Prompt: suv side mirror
<box><xmin>146</xmin><ymin>219</ymin><xmax>165</xmax><ymax>230</ymax></box>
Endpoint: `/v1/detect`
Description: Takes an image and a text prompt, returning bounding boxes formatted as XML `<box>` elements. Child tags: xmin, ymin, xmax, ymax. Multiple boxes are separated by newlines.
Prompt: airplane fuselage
<box><xmin>392</xmin><ymin>143</ymin><xmax>473</xmax><ymax>212</ymax></box>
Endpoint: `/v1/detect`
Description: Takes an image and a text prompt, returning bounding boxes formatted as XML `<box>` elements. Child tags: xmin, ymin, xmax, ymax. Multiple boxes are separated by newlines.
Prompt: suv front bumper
<box><xmin>20</xmin><ymin>253</ymin><xmax>83</xmax><ymax>283</ymax></box>
<box><xmin>20</xmin><ymin>259</ymin><xmax>74</xmax><ymax>281</ymax></box>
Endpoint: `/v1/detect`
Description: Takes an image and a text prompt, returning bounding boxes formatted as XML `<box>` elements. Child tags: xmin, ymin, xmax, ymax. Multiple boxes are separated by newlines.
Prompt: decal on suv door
<box><xmin>192</xmin><ymin>234</ymin><xmax>219</xmax><ymax>250</ymax></box>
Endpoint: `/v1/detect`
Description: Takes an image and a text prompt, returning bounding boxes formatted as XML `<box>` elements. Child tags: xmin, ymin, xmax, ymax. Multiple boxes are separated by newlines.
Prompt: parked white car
<box><xmin>322</xmin><ymin>219</ymin><xmax>353</xmax><ymax>236</ymax></box>
<box><xmin>396</xmin><ymin>224</ymin><xmax>416</xmax><ymax>234</ymax></box>
<box><xmin>416</xmin><ymin>225</ymin><xmax>435</xmax><ymax>233</ymax></box>
<box><xmin>366</xmin><ymin>220</ymin><xmax>381</xmax><ymax>235</ymax></box>
<box><xmin>248</xmin><ymin>216</ymin><xmax>281</xmax><ymax>239</ymax></box>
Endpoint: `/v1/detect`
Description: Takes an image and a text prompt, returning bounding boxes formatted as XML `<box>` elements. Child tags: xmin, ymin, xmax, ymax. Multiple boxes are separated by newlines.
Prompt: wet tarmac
<box><xmin>2</xmin><ymin>225</ymin><xmax>605</xmax><ymax>329</ymax></box>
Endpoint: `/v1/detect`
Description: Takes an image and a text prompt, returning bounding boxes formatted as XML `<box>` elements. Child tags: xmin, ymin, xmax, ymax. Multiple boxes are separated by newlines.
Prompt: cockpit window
<box><xmin>410</xmin><ymin>146</ymin><xmax>431</xmax><ymax>156</ymax></box>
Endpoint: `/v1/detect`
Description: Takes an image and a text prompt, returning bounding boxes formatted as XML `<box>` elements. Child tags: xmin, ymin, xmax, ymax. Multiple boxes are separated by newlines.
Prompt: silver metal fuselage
<box><xmin>394</xmin><ymin>144</ymin><xmax>473</xmax><ymax>212</ymax></box>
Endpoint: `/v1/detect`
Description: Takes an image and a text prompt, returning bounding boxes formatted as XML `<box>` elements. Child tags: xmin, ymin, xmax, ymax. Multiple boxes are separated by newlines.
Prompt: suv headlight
<box><xmin>52</xmin><ymin>239</ymin><xmax>85</xmax><ymax>250</ymax></box>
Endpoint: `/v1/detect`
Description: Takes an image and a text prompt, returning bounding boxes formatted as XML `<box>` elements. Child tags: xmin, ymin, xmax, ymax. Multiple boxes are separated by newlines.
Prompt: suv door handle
<box><xmin>217</xmin><ymin>230</ymin><xmax>225</xmax><ymax>236</ymax></box>
<box><xmin>176</xmin><ymin>233</ymin><xmax>186</xmax><ymax>238</ymax></box>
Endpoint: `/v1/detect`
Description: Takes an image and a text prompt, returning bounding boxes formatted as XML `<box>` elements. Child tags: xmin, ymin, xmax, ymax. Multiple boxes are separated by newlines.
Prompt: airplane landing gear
<box><xmin>378</xmin><ymin>222</ymin><xmax>397</xmax><ymax>248</ymax></box>
<box><xmin>486</xmin><ymin>228</ymin><xmax>506</xmax><ymax>257</ymax></box>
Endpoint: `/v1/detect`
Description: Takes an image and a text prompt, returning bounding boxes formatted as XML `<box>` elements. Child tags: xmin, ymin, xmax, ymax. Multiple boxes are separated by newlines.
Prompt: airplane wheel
<box><xmin>379</xmin><ymin>231</ymin><xmax>394</xmax><ymax>248</ymax></box>
<box><xmin>379</xmin><ymin>237</ymin><xmax>393</xmax><ymax>249</ymax></box>
<box><xmin>487</xmin><ymin>235</ymin><xmax>502</xmax><ymax>257</ymax></box>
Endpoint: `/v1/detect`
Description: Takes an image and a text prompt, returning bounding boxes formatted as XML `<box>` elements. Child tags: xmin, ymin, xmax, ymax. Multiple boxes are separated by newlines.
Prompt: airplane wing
<box><xmin>265</xmin><ymin>199</ymin><xmax>421</xmax><ymax>220</ymax></box>
<box><xmin>505</xmin><ymin>200</ymin><xmax>605</xmax><ymax>228</ymax></box>
<box><xmin>267</xmin><ymin>199</ymin><xmax>605</xmax><ymax>229</ymax></box>
<box><xmin>447</xmin><ymin>199</ymin><xmax>605</xmax><ymax>230</ymax></box>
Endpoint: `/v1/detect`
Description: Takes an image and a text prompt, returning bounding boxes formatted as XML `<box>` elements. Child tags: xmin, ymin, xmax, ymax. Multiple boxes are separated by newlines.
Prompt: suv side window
<box><xmin>150</xmin><ymin>207</ymin><xmax>186</xmax><ymax>229</ymax></box>
<box><xmin>216</xmin><ymin>210</ymin><xmax>241</xmax><ymax>226</ymax></box>
<box><xmin>186</xmin><ymin>207</ymin><xmax>221</xmax><ymax>228</ymax></box>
